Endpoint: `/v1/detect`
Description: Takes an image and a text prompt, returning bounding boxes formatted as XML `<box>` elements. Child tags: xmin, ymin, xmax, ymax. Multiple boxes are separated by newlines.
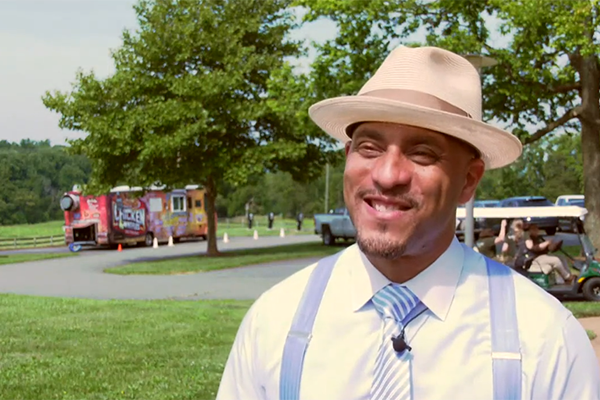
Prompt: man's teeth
<box><xmin>373</xmin><ymin>202</ymin><xmax>401</xmax><ymax>212</ymax></box>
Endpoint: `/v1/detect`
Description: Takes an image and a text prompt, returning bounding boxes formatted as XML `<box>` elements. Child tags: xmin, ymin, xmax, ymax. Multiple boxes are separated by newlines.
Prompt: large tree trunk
<box><xmin>578</xmin><ymin>54</ymin><xmax>600</xmax><ymax>251</ymax></box>
<box><xmin>204</xmin><ymin>176</ymin><xmax>220</xmax><ymax>256</ymax></box>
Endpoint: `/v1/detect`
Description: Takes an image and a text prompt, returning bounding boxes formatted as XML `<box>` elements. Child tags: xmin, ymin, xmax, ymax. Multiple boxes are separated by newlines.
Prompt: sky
<box><xmin>0</xmin><ymin>1</ymin><xmax>516</xmax><ymax>147</ymax></box>
<box><xmin>0</xmin><ymin>0</ymin><xmax>339</xmax><ymax>146</ymax></box>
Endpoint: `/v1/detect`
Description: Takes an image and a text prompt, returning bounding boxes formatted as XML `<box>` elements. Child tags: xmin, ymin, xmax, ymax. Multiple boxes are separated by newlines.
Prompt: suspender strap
<box><xmin>279</xmin><ymin>253</ymin><xmax>341</xmax><ymax>400</ymax></box>
<box><xmin>485</xmin><ymin>257</ymin><xmax>522</xmax><ymax>400</ymax></box>
<box><xmin>279</xmin><ymin>253</ymin><xmax>522</xmax><ymax>400</ymax></box>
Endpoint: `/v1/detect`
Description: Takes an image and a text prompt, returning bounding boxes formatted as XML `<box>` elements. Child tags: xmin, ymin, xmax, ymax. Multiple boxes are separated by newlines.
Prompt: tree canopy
<box><xmin>298</xmin><ymin>0</ymin><xmax>600</xmax><ymax>246</ymax></box>
<box><xmin>42</xmin><ymin>0</ymin><xmax>337</xmax><ymax>255</ymax></box>
<box><xmin>0</xmin><ymin>140</ymin><xmax>91</xmax><ymax>225</ymax></box>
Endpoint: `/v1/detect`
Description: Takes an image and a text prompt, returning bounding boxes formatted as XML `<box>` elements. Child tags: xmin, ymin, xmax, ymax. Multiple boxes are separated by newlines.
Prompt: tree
<box><xmin>43</xmin><ymin>0</ymin><xmax>336</xmax><ymax>255</ymax></box>
<box><xmin>0</xmin><ymin>141</ymin><xmax>92</xmax><ymax>225</ymax></box>
<box><xmin>298</xmin><ymin>0</ymin><xmax>600</xmax><ymax>247</ymax></box>
<box><xmin>475</xmin><ymin>133</ymin><xmax>583</xmax><ymax>202</ymax></box>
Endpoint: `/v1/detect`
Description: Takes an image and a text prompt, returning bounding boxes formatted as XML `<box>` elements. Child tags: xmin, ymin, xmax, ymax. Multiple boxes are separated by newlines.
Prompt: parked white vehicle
<box><xmin>555</xmin><ymin>194</ymin><xmax>584</xmax><ymax>206</ymax></box>
<box><xmin>555</xmin><ymin>195</ymin><xmax>585</xmax><ymax>232</ymax></box>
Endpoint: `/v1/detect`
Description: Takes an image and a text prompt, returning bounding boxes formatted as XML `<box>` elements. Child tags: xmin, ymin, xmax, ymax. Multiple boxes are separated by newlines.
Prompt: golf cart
<box><xmin>456</xmin><ymin>205</ymin><xmax>600</xmax><ymax>301</ymax></box>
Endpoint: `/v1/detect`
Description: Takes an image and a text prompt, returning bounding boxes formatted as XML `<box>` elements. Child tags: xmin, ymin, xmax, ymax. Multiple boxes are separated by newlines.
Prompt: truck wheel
<box><xmin>144</xmin><ymin>233</ymin><xmax>154</xmax><ymax>247</ymax></box>
<box><xmin>582</xmin><ymin>277</ymin><xmax>600</xmax><ymax>301</ymax></box>
<box><xmin>322</xmin><ymin>226</ymin><xmax>335</xmax><ymax>246</ymax></box>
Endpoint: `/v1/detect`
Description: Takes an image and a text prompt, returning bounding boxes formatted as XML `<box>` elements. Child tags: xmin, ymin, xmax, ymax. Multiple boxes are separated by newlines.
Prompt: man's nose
<box><xmin>371</xmin><ymin>150</ymin><xmax>413</xmax><ymax>190</ymax></box>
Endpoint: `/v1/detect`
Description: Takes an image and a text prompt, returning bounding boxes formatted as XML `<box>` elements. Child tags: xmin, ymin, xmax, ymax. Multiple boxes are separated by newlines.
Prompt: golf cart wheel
<box><xmin>546</xmin><ymin>227</ymin><xmax>556</xmax><ymax>236</ymax></box>
<box><xmin>322</xmin><ymin>226</ymin><xmax>335</xmax><ymax>246</ymax></box>
<box><xmin>582</xmin><ymin>277</ymin><xmax>600</xmax><ymax>301</ymax></box>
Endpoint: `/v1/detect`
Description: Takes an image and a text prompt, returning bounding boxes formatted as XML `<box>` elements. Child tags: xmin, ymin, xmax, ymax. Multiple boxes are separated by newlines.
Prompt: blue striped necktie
<box><xmin>370</xmin><ymin>284</ymin><xmax>420</xmax><ymax>400</ymax></box>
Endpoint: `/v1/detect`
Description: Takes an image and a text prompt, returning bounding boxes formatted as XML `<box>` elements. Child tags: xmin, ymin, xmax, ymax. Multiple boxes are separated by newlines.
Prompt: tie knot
<box><xmin>372</xmin><ymin>284</ymin><xmax>419</xmax><ymax>322</ymax></box>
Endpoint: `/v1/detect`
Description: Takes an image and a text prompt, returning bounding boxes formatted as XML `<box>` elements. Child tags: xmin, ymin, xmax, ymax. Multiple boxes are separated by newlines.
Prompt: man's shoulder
<box><xmin>251</xmin><ymin>247</ymin><xmax>350</xmax><ymax>317</ymax></box>
<box><xmin>467</xmin><ymin>248</ymin><xmax>573</xmax><ymax>331</ymax></box>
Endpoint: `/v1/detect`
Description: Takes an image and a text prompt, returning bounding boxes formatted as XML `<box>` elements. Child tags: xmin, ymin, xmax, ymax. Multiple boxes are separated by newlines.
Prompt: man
<box><xmin>217</xmin><ymin>46</ymin><xmax>599</xmax><ymax>399</ymax></box>
<box><xmin>522</xmin><ymin>223</ymin><xmax>575</xmax><ymax>283</ymax></box>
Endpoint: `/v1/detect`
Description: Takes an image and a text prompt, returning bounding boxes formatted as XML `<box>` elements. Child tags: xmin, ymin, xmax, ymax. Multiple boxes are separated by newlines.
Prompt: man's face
<box><xmin>343</xmin><ymin>122</ymin><xmax>485</xmax><ymax>260</ymax></box>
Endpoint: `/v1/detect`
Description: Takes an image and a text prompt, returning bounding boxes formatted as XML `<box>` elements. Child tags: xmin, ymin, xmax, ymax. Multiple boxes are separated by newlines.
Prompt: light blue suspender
<box><xmin>279</xmin><ymin>253</ymin><xmax>341</xmax><ymax>400</ymax></box>
<box><xmin>279</xmin><ymin>253</ymin><xmax>523</xmax><ymax>400</ymax></box>
<box><xmin>486</xmin><ymin>257</ymin><xmax>523</xmax><ymax>400</ymax></box>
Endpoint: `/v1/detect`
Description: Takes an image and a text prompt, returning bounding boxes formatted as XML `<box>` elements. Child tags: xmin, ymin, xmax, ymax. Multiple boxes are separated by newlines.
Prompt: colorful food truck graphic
<box><xmin>60</xmin><ymin>184</ymin><xmax>211</xmax><ymax>252</ymax></box>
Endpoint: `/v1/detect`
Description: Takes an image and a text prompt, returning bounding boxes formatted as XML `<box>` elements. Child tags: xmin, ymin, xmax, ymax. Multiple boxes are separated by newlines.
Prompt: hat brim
<box><xmin>309</xmin><ymin>96</ymin><xmax>522</xmax><ymax>170</ymax></box>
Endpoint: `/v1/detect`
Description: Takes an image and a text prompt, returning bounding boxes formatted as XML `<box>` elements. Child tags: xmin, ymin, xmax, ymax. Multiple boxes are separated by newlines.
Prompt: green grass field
<box><xmin>0</xmin><ymin>220</ymin><xmax>65</xmax><ymax>239</ymax></box>
<box><xmin>106</xmin><ymin>242</ymin><xmax>340</xmax><ymax>275</ymax></box>
<box><xmin>0</xmin><ymin>295</ymin><xmax>596</xmax><ymax>400</ymax></box>
<box><xmin>0</xmin><ymin>217</ymin><xmax>315</xmax><ymax>240</ymax></box>
<box><xmin>0</xmin><ymin>253</ymin><xmax>77</xmax><ymax>266</ymax></box>
<box><xmin>0</xmin><ymin>295</ymin><xmax>251</xmax><ymax>400</ymax></box>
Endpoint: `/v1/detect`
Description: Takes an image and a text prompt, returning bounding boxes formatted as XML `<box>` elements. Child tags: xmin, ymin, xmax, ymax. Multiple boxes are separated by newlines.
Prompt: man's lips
<box><xmin>360</xmin><ymin>196</ymin><xmax>416</xmax><ymax>221</ymax></box>
<box><xmin>362</xmin><ymin>195</ymin><xmax>413</xmax><ymax>212</ymax></box>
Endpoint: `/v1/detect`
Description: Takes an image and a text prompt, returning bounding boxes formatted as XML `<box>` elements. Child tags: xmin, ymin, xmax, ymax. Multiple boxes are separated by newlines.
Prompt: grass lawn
<box><xmin>0</xmin><ymin>295</ymin><xmax>598</xmax><ymax>400</ymax></box>
<box><xmin>216</xmin><ymin>217</ymin><xmax>315</xmax><ymax>238</ymax></box>
<box><xmin>563</xmin><ymin>303</ymin><xmax>600</xmax><ymax>339</ymax></box>
<box><xmin>0</xmin><ymin>253</ymin><xmax>77</xmax><ymax>266</ymax></box>
<box><xmin>558</xmin><ymin>245</ymin><xmax>581</xmax><ymax>258</ymax></box>
<box><xmin>564</xmin><ymin>302</ymin><xmax>600</xmax><ymax>318</ymax></box>
<box><xmin>0</xmin><ymin>220</ymin><xmax>66</xmax><ymax>239</ymax></box>
<box><xmin>0</xmin><ymin>218</ymin><xmax>315</xmax><ymax>240</ymax></box>
<box><xmin>587</xmin><ymin>330</ymin><xmax>597</xmax><ymax>340</ymax></box>
<box><xmin>0</xmin><ymin>294</ymin><xmax>252</xmax><ymax>400</ymax></box>
<box><xmin>106</xmin><ymin>242</ymin><xmax>342</xmax><ymax>275</ymax></box>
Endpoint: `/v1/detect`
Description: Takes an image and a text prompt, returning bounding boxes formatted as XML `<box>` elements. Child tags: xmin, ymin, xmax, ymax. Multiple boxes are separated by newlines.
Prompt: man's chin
<box><xmin>356</xmin><ymin>233</ymin><xmax>407</xmax><ymax>260</ymax></box>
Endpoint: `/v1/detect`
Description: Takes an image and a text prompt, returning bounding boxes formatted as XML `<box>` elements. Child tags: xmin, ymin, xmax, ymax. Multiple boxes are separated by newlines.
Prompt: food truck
<box><xmin>60</xmin><ymin>184</ymin><xmax>211</xmax><ymax>252</ymax></box>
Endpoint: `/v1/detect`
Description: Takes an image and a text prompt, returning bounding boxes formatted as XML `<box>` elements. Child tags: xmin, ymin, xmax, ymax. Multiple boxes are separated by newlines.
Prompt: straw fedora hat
<box><xmin>308</xmin><ymin>45</ymin><xmax>522</xmax><ymax>169</ymax></box>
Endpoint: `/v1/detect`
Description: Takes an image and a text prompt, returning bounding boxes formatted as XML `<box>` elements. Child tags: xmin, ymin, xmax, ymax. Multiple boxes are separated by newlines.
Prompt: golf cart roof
<box><xmin>456</xmin><ymin>205</ymin><xmax>587</xmax><ymax>219</ymax></box>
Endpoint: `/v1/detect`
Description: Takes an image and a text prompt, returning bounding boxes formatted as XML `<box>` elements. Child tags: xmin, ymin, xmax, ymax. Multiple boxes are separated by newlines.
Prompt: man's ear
<box><xmin>458</xmin><ymin>158</ymin><xmax>485</xmax><ymax>204</ymax></box>
<box><xmin>344</xmin><ymin>141</ymin><xmax>352</xmax><ymax>157</ymax></box>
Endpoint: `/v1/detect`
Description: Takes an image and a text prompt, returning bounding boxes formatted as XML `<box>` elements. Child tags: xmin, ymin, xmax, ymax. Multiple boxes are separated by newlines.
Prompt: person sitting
<box><xmin>525</xmin><ymin>224</ymin><xmax>575</xmax><ymax>284</ymax></box>
<box><xmin>502</xmin><ymin>219</ymin><xmax>528</xmax><ymax>275</ymax></box>
<box><xmin>473</xmin><ymin>219</ymin><xmax>508</xmax><ymax>261</ymax></box>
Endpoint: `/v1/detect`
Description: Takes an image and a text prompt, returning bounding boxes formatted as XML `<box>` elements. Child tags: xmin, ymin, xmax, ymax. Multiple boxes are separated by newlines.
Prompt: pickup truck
<box><xmin>313</xmin><ymin>207</ymin><xmax>356</xmax><ymax>245</ymax></box>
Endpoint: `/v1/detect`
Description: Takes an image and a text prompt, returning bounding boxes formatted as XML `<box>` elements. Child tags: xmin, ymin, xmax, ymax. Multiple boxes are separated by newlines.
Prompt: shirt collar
<box><xmin>348</xmin><ymin>236</ymin><xmax>465</xmax><ymax>321</ymax></box>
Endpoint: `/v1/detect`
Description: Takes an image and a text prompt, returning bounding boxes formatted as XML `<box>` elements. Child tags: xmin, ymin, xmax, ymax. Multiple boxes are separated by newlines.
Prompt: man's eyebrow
<box><xmin>351</xmin><ymin>126</ymin><xmax>386</xmax><ymax>141</ymax></box>
<box><xmin>405</xmin><ymin>135</ymin><xmax>446</xmax><ymax>148</ymax></box>
<box><xmin>354</xmin><ymin>126</ymin><xmax>445</xmax><ymax>147</ymax></box>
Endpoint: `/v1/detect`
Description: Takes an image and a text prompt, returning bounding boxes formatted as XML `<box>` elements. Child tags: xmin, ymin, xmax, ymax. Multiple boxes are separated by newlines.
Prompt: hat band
<box><xmin>359</xmin><ymin>89</ymin><xmax>471</xmax><ymax>118</ymax></box>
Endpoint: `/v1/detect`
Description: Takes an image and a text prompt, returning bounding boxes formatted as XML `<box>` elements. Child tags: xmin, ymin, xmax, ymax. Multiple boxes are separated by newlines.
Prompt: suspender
<box><xmin>279</xmin><ymin>252</ymin><xmax>522</xmax><ymax>400</ymax></box>
<box><xmin>279</xmin><ymin>253</ymin><xmax>342</xmax><ymax>400</ymax></box>
<box><xmin>486</xmin><ymin>258</ymin><xmax>523</xmax><ymax>400</ymax></box>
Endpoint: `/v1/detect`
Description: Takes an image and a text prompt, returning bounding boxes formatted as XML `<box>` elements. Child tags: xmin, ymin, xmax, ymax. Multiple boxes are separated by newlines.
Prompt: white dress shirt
<box><xmin>216</xmin><ymin>237</ymin><xmax>600</xmax><ymax>400</ymax></box>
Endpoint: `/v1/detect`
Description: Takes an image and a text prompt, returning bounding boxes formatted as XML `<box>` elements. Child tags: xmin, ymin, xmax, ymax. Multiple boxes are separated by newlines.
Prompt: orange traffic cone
<box><xmin>117</xmin><ymin>244</ymin><xmax>122</xmax><ymax>252</ymax></box>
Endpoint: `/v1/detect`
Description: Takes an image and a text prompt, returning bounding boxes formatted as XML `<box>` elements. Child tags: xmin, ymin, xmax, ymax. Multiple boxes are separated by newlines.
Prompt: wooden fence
<box><xmin>0</xmin><ymin>235</ymin><xmax>65</xmax><ymax>250</ymax></box>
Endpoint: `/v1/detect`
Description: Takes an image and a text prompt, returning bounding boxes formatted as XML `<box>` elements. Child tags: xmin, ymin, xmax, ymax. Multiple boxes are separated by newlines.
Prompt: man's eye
<box><xmin>356</xmin><ymin>143</ymin><xmax>381</xmax><ymax>155</ymax></box>
<box><xmin>410</xmin><ymin>150</ymin><xmax>438</xmax><ymax>164</ymax></box>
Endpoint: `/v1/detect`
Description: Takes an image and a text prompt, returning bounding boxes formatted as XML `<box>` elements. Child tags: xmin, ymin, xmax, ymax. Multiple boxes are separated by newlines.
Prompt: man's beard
<box><xmin>355</xmin><ymin>224</ymin><xmax>407</xmax><ymax>260</ymax></box>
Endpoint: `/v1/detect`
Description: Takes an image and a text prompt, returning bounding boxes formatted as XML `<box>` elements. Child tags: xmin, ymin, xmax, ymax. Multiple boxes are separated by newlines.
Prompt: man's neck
<box><xmin>365</xmin><ymin>232</ymin><xmax>455</xmax><ymax>283</ymax></box>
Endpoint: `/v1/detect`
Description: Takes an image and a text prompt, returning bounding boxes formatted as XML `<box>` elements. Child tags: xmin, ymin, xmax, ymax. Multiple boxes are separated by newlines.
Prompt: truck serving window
<box><xmin>171</xmin><ymin>195</ymin><xmax>186</xmax><ymax>212</ymax></box>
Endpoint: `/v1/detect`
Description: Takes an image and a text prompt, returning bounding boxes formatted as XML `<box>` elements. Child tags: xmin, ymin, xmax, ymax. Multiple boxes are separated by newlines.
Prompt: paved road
<box><xmin>0</xmin><ymin>232</ymin><xmax>582</xmax><ymax>301</ymax></box>
<box><xmin>0</xmin><ymin>235</ymin><xmax>327</xmax><ymax>300</ymax></box>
